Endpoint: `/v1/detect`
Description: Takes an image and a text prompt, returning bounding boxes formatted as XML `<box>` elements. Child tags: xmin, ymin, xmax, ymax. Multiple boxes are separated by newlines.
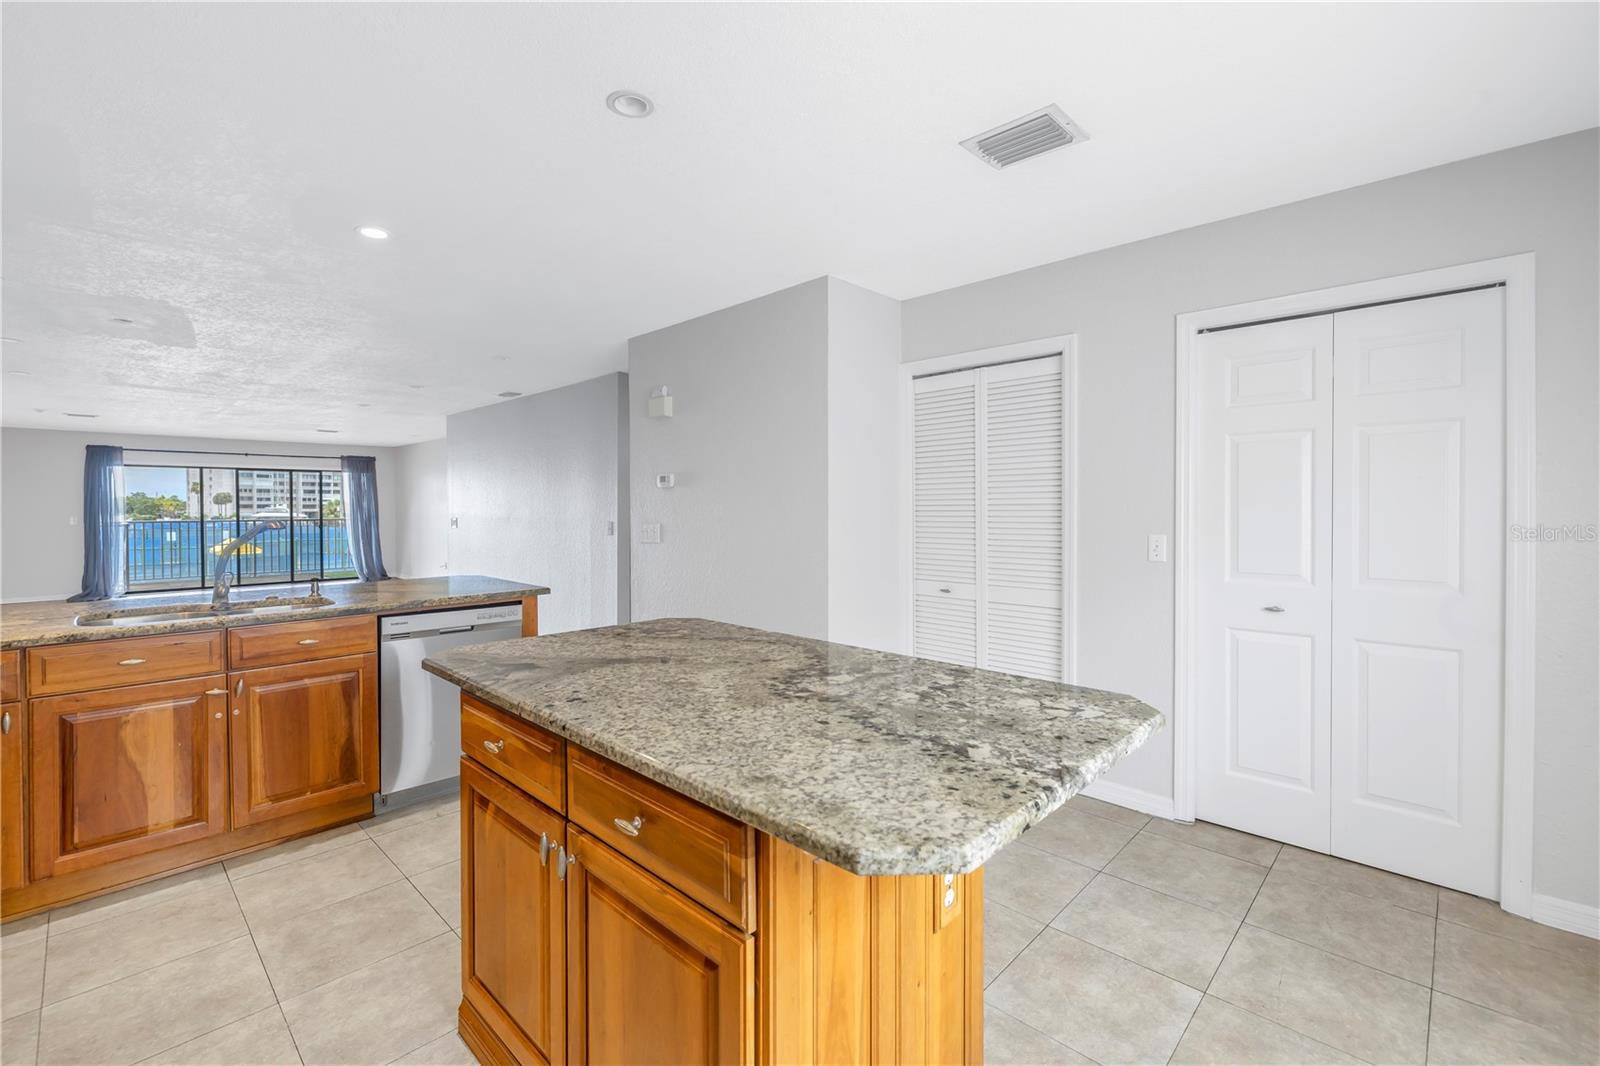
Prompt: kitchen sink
<box><xmin>74</xmin><ymin>594</ymin><xmax>336</xmax><ymax>627</ymax></box>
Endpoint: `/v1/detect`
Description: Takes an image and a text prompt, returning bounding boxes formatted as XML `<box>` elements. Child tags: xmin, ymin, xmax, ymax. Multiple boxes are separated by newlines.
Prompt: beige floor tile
<box><xmin>1</xmin><ymin>914</ymin><xmax>47</xmax><ymax>948</ymax></box>
<box><xmin>281</xmin><ymin>932</ymin><xmax>459</xmax><ymax>1066</ymax></box>
<box><xmin>1052</xmin><ymin>873</ymin><xmax>1240</xmax><ymax>989</ymax></box>
<box><xmin>361</xmin><ymin>795</ymin><xmax>459</xmax><ymax>840</ymax></box>
<box><xmin>137</xmin><ymin>1005</ymin><xmax>302</xmax><ymax>1065</ymax></box>
<box><xmin>1433</xmin><ymin>919</ymin><xmax>1600</xmax><ymax>1058</ymax></box>
<box><xmin>37</xmin><ymin>935</ymin><xmax>274</xmax><ymax>1066</ymax></box>
<box><xmin>2</xmin><ymin>1009</ymin><xmax>39</xmax><ymax>1066</ymax></box>
<box><xmin>1019</xmin><ymin>808</ymin><xmax>1139</xmax><ymax>870</ymax></box>
<box><xmin>1209</xmin><ymin>925</ymin><xmax>1430</xmax><ymax>1064</ymax></box>
<box><xmin>1141</xmin><ymin>819</ymin><xmax>1281</xmax><ymax>868</ymax></box>
<box><xmin>44</xmin><ymin>881</ymin><xmax>247</xmax><ymax>1004</ymax></box>
<box><xmin>232</xmin><ymin>838</ymin><xmax>403</xmax><ymax>930</ymax></box>
<box><xmin>984</xmin><ymin>843</ymin><xmax>1095</xmax><ymax>923</ymax></box>
<box><xmin>1438</xmin><ymin>889</ymin><xmax>1600</xmax><ymax>968</ymax></box>
<box><xmin>1</xmin><ymin>932</ymin><xmax>45</xmax><ymax>1020</ymax></box>
<box><xmin>253</xmin><ymin>880</ymin><xmax>449</xmax><ymax>1000</ymax></box>
<box><xmin>1273</xmin><ymin>846</ymin><xmax>1438</xmax><ymax>915</ymax></box>
<box><xmin>45</xmin><ymin>863</ymin><xmax>227</xmax><ymax>936</ymax></box>
<box><xmin>1245</xmin><ymin>868</ymin><xmax>1434</xmax><ymax>984</ymax></box>
<box><xmin>372</xmin><ymin>815</ymin><xmax>459</xmax><ymax>878</ymax></box>
<box><xmin>1170</xmin><ymin>996</ymin><xmax>1362</xmax><ymax>1065</ymax></box>
<box><xmin>984</xmin><ymin>901</ymin><xmax>1044</xmax><ymax>987</ymax></box>
<box><xmin>409</xmin><ymin>861</ymin><xmax>462</xmax><ymax>930</ymax></box>
<box><xmin>1063</xmin><ymin>794</ymin><xmax>1150</xmax><ymax>829</ymax></box>
<box><xmin>987</xmin><ymin>928</ymin><xmax>1201</xmax><ymax>1065</ymax></box>
<box><xmin>225</xmin><ymin>823</ymin><xmax>368</xmax><ymax>880</ymax></box>
<box><xmin>1427</xmin><ymin>991</ymin><xmax>1593</xmax><ymax>1066</ymax></box>
<box><xmin>1103</xmin><ymin>833</ymin><xmax>1267</xmax><ymax>919</ymax></box>
<box><xmin>390</xmin><ymin>1029</ymin><xmax>476</xmax><ymax>1065</ymax></box>
<box><xmin>982</xmin><ymin>1005</ymin><xmax>1094</xmax><ymax>1065</ymax></box>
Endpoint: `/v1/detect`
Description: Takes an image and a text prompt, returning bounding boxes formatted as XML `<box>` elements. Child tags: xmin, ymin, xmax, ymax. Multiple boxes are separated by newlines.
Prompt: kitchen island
<box><xmin>424</xmin><ymin>617</ymin><xmax>1162</xmax><ymax>1066</ymax></box>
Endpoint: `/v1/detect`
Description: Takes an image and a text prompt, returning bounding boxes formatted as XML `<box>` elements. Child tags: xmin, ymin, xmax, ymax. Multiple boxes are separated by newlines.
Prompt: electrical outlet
<box><xmin>641</xmin><ymin>523</ymin><xmax>662</xmax><ymax>544</ymax></box>
<box><xmin>1148</xmin><ymin>534</ymin><xmax>1168</xmax><ymax>563</ymax></box>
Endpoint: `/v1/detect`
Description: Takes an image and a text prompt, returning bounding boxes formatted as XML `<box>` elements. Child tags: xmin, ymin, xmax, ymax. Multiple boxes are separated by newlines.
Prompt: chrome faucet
<box><xmin>211</xmin><ymin>520</ymin><xmax>284</xmax><ymax>610</ymax></box>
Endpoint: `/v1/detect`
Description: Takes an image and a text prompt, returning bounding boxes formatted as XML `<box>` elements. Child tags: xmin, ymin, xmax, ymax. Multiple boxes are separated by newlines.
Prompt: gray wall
<box><xmin>0</xmin><ymin>427</ymin><xmax>402</xmax><ymax>601</ymax></box>
<box><xmin>628</xmin><ymin>279</ymin><xmax>831</xmax><ymax>638</ymax></box>
<box><xmin>446</xmin><ymin>372</ymin><xmax>629</xmax><ymax>635</ymax></box>
<box><xmin>901</xmin><ymin>130</ymin><xmax>1599</xmax><ymax>909</ymax></box>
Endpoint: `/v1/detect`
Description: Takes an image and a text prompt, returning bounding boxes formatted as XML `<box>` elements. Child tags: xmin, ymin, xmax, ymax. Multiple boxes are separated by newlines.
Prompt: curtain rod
<box><xmin>119</xmin><ymin>447</ymin><xmax>357</xmax><ymax>461</ymax></box>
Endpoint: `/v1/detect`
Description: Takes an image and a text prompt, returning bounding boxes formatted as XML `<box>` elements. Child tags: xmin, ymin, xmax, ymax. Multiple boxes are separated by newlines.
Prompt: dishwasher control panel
<box><xmin>379</xmin><ymin>602</ymin><xmax>523</xmax><ymax>637</ymax></box>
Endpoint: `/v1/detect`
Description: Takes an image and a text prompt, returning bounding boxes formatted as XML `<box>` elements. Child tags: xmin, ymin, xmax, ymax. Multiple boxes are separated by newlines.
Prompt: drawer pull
<box><xmin>613</xmin><ymin>815</ymin><xmax>643</xmax><ymax>837</ymax></box>
<box><xmin>297</xmin><ymin>638</ymin><xmax>320</xmax><ymax>646</ymax></box>
<box><xmin>205</xmin><ymin>688</ymin><xmax>227</xmax><ymax>696</ymax></box>
<box><xmin>118</xmin><ymin>658</ymin><xmax>147</xmax><ymax>666</ymax></box>
<box><xmin>482</xmin><ymin>738</ymin><xmax>506</xmax><ymax>755</ymax></box>
<box><xmin>539</xmin><ymin>832</ymin><xmax>551</xmax><ymax>867</ymax></box>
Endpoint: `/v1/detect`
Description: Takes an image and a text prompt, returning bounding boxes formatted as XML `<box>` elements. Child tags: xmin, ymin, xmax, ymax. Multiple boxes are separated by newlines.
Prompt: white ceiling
<box><xmin>2</xmin><ymin>3</ymin><xmax>1595</xmax><ymax>446</ymax></box>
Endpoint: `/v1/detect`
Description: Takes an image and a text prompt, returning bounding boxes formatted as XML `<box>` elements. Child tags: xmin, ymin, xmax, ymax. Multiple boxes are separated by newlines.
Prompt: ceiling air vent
<box><xmin>961</xmin><ymin>105</ymin><xmax>1088</xmax><ymax>170</ymax></box>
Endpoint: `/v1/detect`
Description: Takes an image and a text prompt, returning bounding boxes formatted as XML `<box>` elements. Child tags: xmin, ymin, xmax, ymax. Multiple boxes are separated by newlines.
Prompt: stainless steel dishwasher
<box><xmin>377</xmin><ymin>602</ymin><xmax>523</xmax><ymax>810</ymax></box>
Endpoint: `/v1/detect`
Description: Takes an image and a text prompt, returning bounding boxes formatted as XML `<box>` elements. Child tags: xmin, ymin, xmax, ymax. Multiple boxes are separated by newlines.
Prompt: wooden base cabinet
<box><xmin>230</xmin><ymin>653</ymin><xmax>378</xmax><ymax>828</ymax></box>
<box><xmin>461</xmin><ymin>758</ymin><xmax>567</xmax><ymax>1066</ymax></box>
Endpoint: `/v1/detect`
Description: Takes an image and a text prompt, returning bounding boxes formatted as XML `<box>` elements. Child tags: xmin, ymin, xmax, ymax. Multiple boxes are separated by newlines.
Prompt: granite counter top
<box><xmin>423</xmin><ymin>617</ymin><xmax>1162</xmax><ymax>876</ymax></box>
<box><xmin>0</xmin><ymin>575</ymin><xmax>548</xmax><ymax>649</ymax></box>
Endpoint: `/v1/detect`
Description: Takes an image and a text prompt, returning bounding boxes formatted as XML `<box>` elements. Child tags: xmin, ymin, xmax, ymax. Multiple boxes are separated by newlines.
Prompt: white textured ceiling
<box><xmin>2</xmin><ymin>3</ymin><xmax>1595</xmax><ymax>445</ymax></box>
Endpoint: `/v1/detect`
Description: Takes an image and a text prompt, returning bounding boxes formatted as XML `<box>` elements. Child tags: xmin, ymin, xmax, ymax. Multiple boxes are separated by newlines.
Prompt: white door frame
<box><xmin>900</xmin><ymin>334</ymin><xmax>1079</xmax><ymax>680</ymax></box>
<box><xmin>1173</xmin><ymin>254</ymin><xmax>1537</xmax><ymax>916</ymax></box>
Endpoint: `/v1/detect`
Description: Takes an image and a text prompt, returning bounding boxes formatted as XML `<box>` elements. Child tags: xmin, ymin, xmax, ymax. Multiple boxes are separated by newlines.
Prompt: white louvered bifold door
<box><xmin>981</xmin><ymin>357</ymin><xmax>1065</xmax><ymax>680</ymax></box>
<box><xmin>912</xmin><ymin>370</ymin><xmax>979</xmax><ymax>666</ymax></box>
<box><xmin>912</xmin><ymin>355</ymin><xmax>1066</xmax><ymax>680</ymax></box>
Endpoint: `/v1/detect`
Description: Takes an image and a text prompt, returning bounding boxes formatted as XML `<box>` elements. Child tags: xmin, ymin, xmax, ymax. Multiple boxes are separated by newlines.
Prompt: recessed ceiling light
<box><xmin>606</xmin><ymin>90</ymin><xmax>654</xmax><ymax>118</ymax></box>
<box><xmin>356</xmin><ymin>226</ymin><xmax>390</xmax><ymax>240</ymax></box>
<box><xmin>63</xmin><ymin>412</ymin><xmax>98</xmax><ymax>418</ymax></box>
<box><xmin>497</xmin><ymin>391</ymin><xmax>522</xmax><ymax>398</ymax></box>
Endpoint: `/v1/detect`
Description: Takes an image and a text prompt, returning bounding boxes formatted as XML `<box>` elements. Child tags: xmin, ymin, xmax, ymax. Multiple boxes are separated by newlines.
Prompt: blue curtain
<box><xmin>68</xmin><ymin>445</ymin><xmax>126</xmax><ymax>601</ymax></box>
<box><xmin>341</xmin><ymin>455</ymin><xmax>390</xmax><ymax>582</ymax></box>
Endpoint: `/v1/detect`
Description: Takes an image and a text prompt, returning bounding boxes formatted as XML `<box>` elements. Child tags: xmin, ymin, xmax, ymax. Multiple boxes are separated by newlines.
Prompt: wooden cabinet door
<box><xmin>461</xmin><ymin>757</ymin><xmax>566</xmax><ymax>1066</ymax></box>
<box><xmin>2</xmin><ymin>699</ymin><xmax>24</xmax><ymax>889</ymax></box>
<box><xmin>567</xmin><ymin>827</ymin><xmax>753</xmax><ymax>1066</ymax></box>
<box><xmin>29</xmin><ymin>676</ymin><xmax>228</xmax><ymax>880</ymax></box>
<box><xmin>230</xmin><ymin>653</ymin><xmax>377</xmax><ymax>828</ymax></box>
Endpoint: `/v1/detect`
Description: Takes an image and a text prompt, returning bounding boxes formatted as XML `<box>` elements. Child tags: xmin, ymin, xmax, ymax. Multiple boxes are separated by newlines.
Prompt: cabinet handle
<box><xmin>205</xmin><ymin>688</ymin><xmax>227</xmax><ymax>696</ymax></box>
<box><xmin>938</xmin><ymin>587</ymin><xmax>952</xmax><ymax>594</ymax></box>
<box><xmin>613</xmin><ymin>815</ymin><xmax>643</xmax><ymax>837</ymax></box>
<box><xmin>235</xmin><ymin>678</ymin><xmax>244</xmax><ymax>697</ymax></box>
<box><xmin>297</xmin><ymin>638</ymin><xmax>320</xmax><ymax>646</ymax></box>
<box><xmin>556</xmin><ymin>847</ymin><xmax>576</xmax><ymax>882</ymax></box>
<box><xmin>1262</xmin><ymin>605</ymin><xmax>1286</xmax><ymax>613</ymax></box>
<box><xmin>539</xmin><ymin>832</ymin><xmax>551</xmax><ymax>867</ymax></box>
<box><xmin>1</xmin><ymin>710</ymin><xmax>10</xmax><ymax>735</ymax></box>
<box><xmin>482</xmin><ymin>738</ymin><xmax>506</xmax><ymax>755</ymax></box>
<box><xmin>118</xmin><ymin>658</ymin><xmax>147</xmax><ymax>666</ymax></box>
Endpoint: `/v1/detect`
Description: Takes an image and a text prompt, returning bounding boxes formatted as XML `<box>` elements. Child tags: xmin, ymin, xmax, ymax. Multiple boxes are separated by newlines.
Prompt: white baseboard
<box><xmin>1081</xmin><ymin>779</ymin><xmax>1176</xmax><ymax>822</ymax></box>
<box><xmin>1528</xmin><ymin>892</ymin><xmax>1600</xmax><ymax>940</ymax></box>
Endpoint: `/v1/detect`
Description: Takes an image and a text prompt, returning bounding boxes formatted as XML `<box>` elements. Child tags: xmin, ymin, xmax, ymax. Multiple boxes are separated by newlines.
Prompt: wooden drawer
<box><xmin>1</xmin><ymin>650</ymin><xmax>19</xmax><ymax>702</ymax></box>
<box><xmin>227</xmin><ymin>615</ymin><xmax>376</xmax><ymax>671</ymax></box>
<box><xmin>461</xmin><ymin>693</ymin><xmax>564</xmax><ymax>812</ymax></box>
<box><xmin>568</xmin><ymin>747</ymin><xmax>754</xmax><ymax>930</ymax></box>
<box><xmin>27</xmin><ymin>631</ymin><xmax>225</xmax><ymax>696</ymax></box>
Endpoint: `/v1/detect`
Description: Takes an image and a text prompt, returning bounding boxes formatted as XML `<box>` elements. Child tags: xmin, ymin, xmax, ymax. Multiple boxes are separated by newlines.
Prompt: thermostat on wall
<box><xmin>648</xmin><ymin>386</ymin><xmax>674</xmax><ymax>418</ymax></box>
<box><xmin>656</xmin><ymin>473</ymin><xmax>676</xmax><ymax>489</ymax></box>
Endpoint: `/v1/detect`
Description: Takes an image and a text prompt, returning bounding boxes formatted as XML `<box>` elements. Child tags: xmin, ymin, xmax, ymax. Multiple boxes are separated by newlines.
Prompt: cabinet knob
<box><xmin>118</xmin><ymin>658</ymin><xmax>147</xmax><ymax>666</ymax></box>
<box><xmin>539</xmin><ymin>832</ymin><xmax>551</xmax><ymax>867</ymax></box>
<box><xmin>556</xmin><ymin>847</ymin><xmax>577</xmax><ymax>882</ymax></box>
<box><xmin>214</xmin><ymin>712</ymin><xmax>223</xmax><ymax>720</ymax></box>
<box><xmin>613</xmin><ymin>815</ymin><xmax>643</xmax><ymax>837</ymax></box>
<box><xmin>297</xmin><ymin>638</ymin><xmax>320</xmax><ymax>646</ymax></box>
<box><xmin>482</xmin><ymin>738</ymin><xmax>506</xmax><ymax>755</ymax></box>
<box><xmin>1</xmin><ymin>710</ymin><xmax>10</xmax><ymax>735</ymax></box>
<box><xmin>235</xmin><ymin>678</ymin><xmax>244</xmax><ymax>697</ymax></box>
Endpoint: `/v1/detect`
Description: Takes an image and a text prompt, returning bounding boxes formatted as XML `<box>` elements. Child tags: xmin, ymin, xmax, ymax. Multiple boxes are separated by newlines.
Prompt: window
<box><xmin>122</xmin><ymin>465</ymin><xmax>355</xmax><ymax>592</ymax></box>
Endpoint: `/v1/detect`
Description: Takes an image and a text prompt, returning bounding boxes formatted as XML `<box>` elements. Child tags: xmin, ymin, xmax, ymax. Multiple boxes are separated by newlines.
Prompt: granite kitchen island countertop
<box><xmin>423</xmin><ymin>617</ymin><xmax>1162</xmax><ymax>876</ymax></box>
<box><xmin>0</xmin><ymin>575</ymin><xmax>548</xmax><ymax>649</ymax></box>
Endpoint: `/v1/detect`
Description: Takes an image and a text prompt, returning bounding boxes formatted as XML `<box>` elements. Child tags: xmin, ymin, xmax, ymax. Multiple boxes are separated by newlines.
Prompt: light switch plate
<box><xmin>1148</xmin><ymin>534</ymin><xmax>1168</xmax><ymax>563</ymax></box>
<box><xmin>641</xmin><ymin>523</ymin><xmax>662</xmax><ymax>544</ymax></box>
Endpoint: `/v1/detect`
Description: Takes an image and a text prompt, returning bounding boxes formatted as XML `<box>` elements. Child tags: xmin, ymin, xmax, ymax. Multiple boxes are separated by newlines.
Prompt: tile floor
<box><xmin>1</xmin><ymin>791</ymin><xmax>1595</xmax><ymax>1065</ymax></box>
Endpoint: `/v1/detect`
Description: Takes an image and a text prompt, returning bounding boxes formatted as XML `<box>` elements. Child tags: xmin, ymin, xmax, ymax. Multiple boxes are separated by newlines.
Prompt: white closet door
<box><xmin>982</xmin><ymin>356</ymin><xmax>1065</xmax><ymax>681</ymax></box>
<box><xmin>1195</xmin><ymin>316</ymin><xmax>1335</xmax><ymax>852</ymax></box>
<box><xmin>1330</xmin><ymin>287</ymin><xmax>1505</xmax><ymax>897</ymax></box>
<box><xmin>912</xmin><ymin>370</ymin><xmax>979</xmax><ymax>666</ymax></box>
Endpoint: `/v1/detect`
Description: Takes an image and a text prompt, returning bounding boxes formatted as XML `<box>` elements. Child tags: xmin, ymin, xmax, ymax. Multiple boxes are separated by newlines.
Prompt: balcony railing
<box><xmin>124</xmin><ymin>519</ymin><xmax>356</xmax><ymax>591</ymax></box>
